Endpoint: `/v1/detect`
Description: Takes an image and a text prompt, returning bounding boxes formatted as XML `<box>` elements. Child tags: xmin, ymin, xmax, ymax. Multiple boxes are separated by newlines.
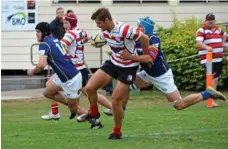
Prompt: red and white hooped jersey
<box><xmin>100</xmin><ymin>21</ymin><xmax>141</xmax><ymax>68</ymax></box>
<box><xmin>196</xmin><ymin>25</ymin><xmax>226</xmax><ymax>64</ymax></box>
<box><xmin>61</xmin><ymin>27</ymin><xmax>88</xmax><ymax>70</ymax></box>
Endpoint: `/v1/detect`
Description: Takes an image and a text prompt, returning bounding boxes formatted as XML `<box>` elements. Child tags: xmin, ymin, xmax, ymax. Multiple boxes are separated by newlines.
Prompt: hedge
<box><xmin>157</xmin><ymin>16</ymin><xmax>228</xmax><ymax>91</ymax></box>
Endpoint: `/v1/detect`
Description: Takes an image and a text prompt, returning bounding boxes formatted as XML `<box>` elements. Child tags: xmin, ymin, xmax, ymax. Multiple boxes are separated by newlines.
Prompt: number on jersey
<box><xmin>56</xmin><ymin>43</ymin><xmax>67</xmax><ymax>55</ymax></box>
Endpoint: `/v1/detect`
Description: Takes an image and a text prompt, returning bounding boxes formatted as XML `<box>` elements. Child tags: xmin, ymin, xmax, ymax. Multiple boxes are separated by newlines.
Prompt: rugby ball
<box><xmin>91</xmin><ymin>32</ymin><xmax>107</xmax><ymax>48</ymax></box>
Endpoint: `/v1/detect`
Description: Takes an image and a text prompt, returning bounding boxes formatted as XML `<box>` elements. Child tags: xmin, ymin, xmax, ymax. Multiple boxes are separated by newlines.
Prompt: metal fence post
<box><xmin>30</xmin><ymin>42</ymin><xmax>51</xmax><ymax>77</ymax></box>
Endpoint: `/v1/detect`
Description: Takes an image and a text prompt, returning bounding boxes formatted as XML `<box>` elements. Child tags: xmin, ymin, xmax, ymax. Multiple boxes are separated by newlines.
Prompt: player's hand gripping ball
<box><xmin>91</xmin><ymin>32</ymin><xmax>107</xmax><ymax>48</ymax></box>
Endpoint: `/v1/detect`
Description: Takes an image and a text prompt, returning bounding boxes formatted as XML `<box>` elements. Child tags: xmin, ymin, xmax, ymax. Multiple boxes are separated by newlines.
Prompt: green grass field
<box><xmin>2</xmin><ymin>91</ymin><xmax>228</xmax><ymax>149</ymax></box>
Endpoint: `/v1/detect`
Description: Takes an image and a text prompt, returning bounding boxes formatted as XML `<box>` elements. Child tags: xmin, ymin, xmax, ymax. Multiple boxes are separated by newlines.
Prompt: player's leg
<box><xmin>67</xmin><ymin>98</ymin><xmax>86</xmax><ymax>117</ymax></box>
<box><xmin>45</xmin><ymin>73</ymin><xmax>56</xmax><ymax>86</ymax></box>
<box><xmin>212</xmin><ymin>62</ymin><xmax>223</xmax><ymax>89</ymax></box>
<box><xmin>41</xmin><ymin>76</ymin><xmax>64</xmax><ymax>120</ymax></box>
<box><xmin>152</xmin><ymin>69</ymin><xmax>226</xmax><ymax>110</ymax></box>
<box><xmin>85</xmin><ymin>61</ymin><xmax>114</xmax><ymax>118</ymax></box>
<box><xmin>61</xmin><ymin>72</ymin><xmax>87</xmax><ymax>119</ymax></box>
<box><xmin>77</xmin><ymin>69</ymin><xmax>112</xmax><ymax>128</ymax></box>
<box><xmin>103</xmin><ymin>71</ymin><xmax>152</xmax><ymax>116</ymax></box>
<box><xmin>134</xmin><ymin>72</ymin><xmax>152</xmax><ymax>89</ymax></box>
<box><xmin>103</xmin><ymin>86</ymin><xmax>129</xmax><ymax>116</ymax></box>
<box><xmin>108</xmin><ymin>80</ymin><xmax>129</xmax><ymax>139</ymax></box>
<box><xmin>166</xmin><ymin>90</ymin><xmax>203</xmax><ymax>110</ymax></box>
<box><xmin>211</xmin><ymin>62</ymin><xmax>223</xmax><ymax>107</ymax></box>
<box><xmin>80</xmin><ymin>87</ymin><xmax>112</xmax><ymax>115</ymax></box>
<box><xmin>78</xmin><ymin>87</ymin><xmax>113</xmax><ymax>122</ymax></box>
<box><xmin>42</xmin><ymin>73</ymin><xmax>85</xmax><ymax>120</ymax></box>
<box><xmin>76</xmin><ymin>66</ymin><xmax>113</xmax><ymax>124</ymax></box>
<box><xmin>43</xmin><ymin>75</ymin><xmax>67</xmax><ymax>105</ymax></box>
<box><xmin>44</xmin><ymin>74</ymin><xmax>66</xmax><ymax>104</ymax></box>
<box><xmin>166</xmin><ymin>88</ymin><xmax>226</xmax><ymax>110</ymax></box>
<box><xmin>43</xmin><ymin>74</ymin><xmax>61</xmax><ymax>119</ymax></box>
<box><xmin>80</xmin><ymin>68</ymin><xmax>112</xmax><ymax>110</ymax></box>
<box><xmin>97</xmin><ymin>93</ymin><xmax>112</xmax><ymax>109</ymax></box>
<box><xmin>108</xmin><ymin>65</ymin><xmax>138</xmax><ymax>139</ymax></box>
<box><xmin>122</xmin><ymin>71</ymin><xmax>152</xmax><ymax>112</ymax></box>
<box><xmin>122</xmin><ymin>73</ymin><xmax>152</xmax><ymax>110</ymax></box>
<box><xmin>46</xmin><ymin>74</ymin><xmax>60</xmax><ymax>107</ymax></box>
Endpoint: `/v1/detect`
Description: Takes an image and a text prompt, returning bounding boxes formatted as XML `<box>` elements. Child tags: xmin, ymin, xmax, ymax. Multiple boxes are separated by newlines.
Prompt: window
<box><xmin>54</xmin><ymin>0</ymin><xmax>77</xmax><ymax>3</ymax></box>
<box><xmin>142</xmin><ymin>0</ymin><xmax>168</xmax><ymax>3</ymax></box>
<box><xmin>78</xmin><ymin>0</ymin><xmax>101</xmax><ymax>3</ymax></box>
<box><xmin>113</xmin><ymin>0</ymin><xmax>168</xmax><ymax>3</ymax></box>
<box><xmin>212</xmin><ymin>0</ymin><xmax>228</xmax><ymax>2</ymax></box>
<box><xmin>113</xmin><ymin>0</ymin><xmax>140</xmax><ymax>3</ymax></box>
<box><xmin>180</xmin><ymin>0</ymin><xmax>228</xmax><ymax>3</ymax></box>
<box><xmin>55</xmin><ymin>0</ymin><xmax>228</xmax><ymax>3</ymax></box>
<box><xmin>179</xmin><ymin>0</ymin><xmax>206</xmax><ymax>3</ymax></box>
<box><xmin>54</xmin><ymin>0</ymin><xmax>101</xmax><ymax>3</ymax></box>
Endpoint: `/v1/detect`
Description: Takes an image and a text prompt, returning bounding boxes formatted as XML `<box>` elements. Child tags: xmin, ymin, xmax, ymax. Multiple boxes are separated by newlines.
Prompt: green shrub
<box><xmin>157</xmin><ymin>16</ymin><xmax>228</xmax><ymax>91</ymax></box>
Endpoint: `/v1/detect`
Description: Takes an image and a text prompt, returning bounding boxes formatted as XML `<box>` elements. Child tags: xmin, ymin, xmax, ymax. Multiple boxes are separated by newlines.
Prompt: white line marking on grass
<box><xmin>129</xmin><ymin>128</ymin><xmax>228</xmax><ymax>136</ymax></box>
<box><xmin>6</xmin><ymin>126</ymin><xmax>225</xmax><ymax>142</ymax></box>
<box><xmin>42</xmin><ymin>127</ymin><xmax>228</xmax><ymax>139</ymax></box>
<box><xmin>36</xmin><ymin>128</ymin><xmax>228</xmax><ymax>143</ymax></box>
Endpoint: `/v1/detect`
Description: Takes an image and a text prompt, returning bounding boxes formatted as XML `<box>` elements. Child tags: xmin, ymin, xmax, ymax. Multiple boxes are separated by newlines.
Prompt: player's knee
<box><xmin>43</xmin><ymin>90</ymin><xmax>51</xmax><ymax>98</ymax></box>
<box><xmin>111</xmin><ymin>92</ymin><xmax>119</xmax><ymax>102</ymax></box>
<box><xmin>112</xmin><ymin>100</ymin><xmax>122</xmax><ymax>109</ymax></box>
<box><xmin>45</xmin><ymin>81</ymin><xmax>49</xmax><ymax>87</ymax></box>
<box><xmin>85</xmin><ymin>84</ymin><xmax>96</xmax><ymax>95</ymax></box>
<box><xmin>112</xmin><ymin>93</ymin><xmax>123</xmax><ymax>107</ymax></box>
<box><xmin>43</xmin><ymin>90</ymin><xmax>55</xmax><ymax>99</ymax></box>
<box><xmin>173</xmin><ymin>102</ymin><xmax>185</xmax><ymax>110</ymax></box>
<box><xmin>74</xmin><ymin>104</ymin><xmax>81</xmax><ymax>114</ymax></box>
<box><xmin>76</xmin><ymin>106</ymin><xmax>85</xmax><ymax>115</ymax></box>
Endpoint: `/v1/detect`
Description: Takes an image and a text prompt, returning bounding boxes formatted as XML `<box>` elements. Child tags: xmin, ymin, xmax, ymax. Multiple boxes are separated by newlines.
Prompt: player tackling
<box><xmin>120</xmin><ymin>17</ymin><xmax>226</xmax><ymax>110</ymax></box>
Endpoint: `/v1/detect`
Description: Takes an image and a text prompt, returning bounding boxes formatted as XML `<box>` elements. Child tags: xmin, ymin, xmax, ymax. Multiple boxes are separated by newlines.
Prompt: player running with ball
<box><xmin>80</xmin><ymin>8</ymin><xmax>150</xmax><ymax>139</ymax></box>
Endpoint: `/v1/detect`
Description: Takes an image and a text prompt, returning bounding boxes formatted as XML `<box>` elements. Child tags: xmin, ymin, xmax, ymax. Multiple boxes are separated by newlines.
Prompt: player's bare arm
<box><xmin>27</xmin><ymin>55</ymin><xmax>47</xmax><ymax>76</ymax></box>
<box><xmin>139</xmin><ymin>32</ymin><xmax>149</xmax><ymax>54</ymax></box>
<box><xmin>120</xmin><ymin>33</ymin><xmax>152</xmax><ymax>63</ymax></box>
<box><xmin>120</xmin><ymin>50</ymin><xmax>153</xmax><ymax>63</ymax></box>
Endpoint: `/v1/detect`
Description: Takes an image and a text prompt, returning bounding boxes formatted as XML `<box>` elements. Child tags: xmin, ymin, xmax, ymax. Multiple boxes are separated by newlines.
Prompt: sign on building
<box><xmin>1</xmin><ymin>0</ymin><xmax>38</xmax><ymax>31</ymax></box>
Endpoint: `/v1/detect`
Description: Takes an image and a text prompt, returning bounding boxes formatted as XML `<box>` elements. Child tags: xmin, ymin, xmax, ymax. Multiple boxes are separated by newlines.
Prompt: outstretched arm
<box><xmin>120</xmin><ymin>35</ymin><xmax>159</xmax><ymax>64</ymax></box>
<box><xmin>120</xmin><ymin>45</ymin><xmax>158</xmax><ymax>64</ymax></box>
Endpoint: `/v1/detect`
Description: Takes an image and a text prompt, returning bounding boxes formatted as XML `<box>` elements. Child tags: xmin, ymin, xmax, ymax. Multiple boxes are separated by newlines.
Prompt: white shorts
<box><xmin>53</xmin><ymin>72</ymin><xmax>82</xmax><ymax>99</ymax></box>
<box><xmin>137</xmin><ymin>69</ymin><xmax>177</xmax><ymax>94</ymax></box>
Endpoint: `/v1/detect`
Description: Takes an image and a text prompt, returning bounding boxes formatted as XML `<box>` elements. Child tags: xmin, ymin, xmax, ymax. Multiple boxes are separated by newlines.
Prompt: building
<box><xmin>1</xmin><ymin>0</ymin><xmax>228</xmax><ymax>71</ymax></box>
